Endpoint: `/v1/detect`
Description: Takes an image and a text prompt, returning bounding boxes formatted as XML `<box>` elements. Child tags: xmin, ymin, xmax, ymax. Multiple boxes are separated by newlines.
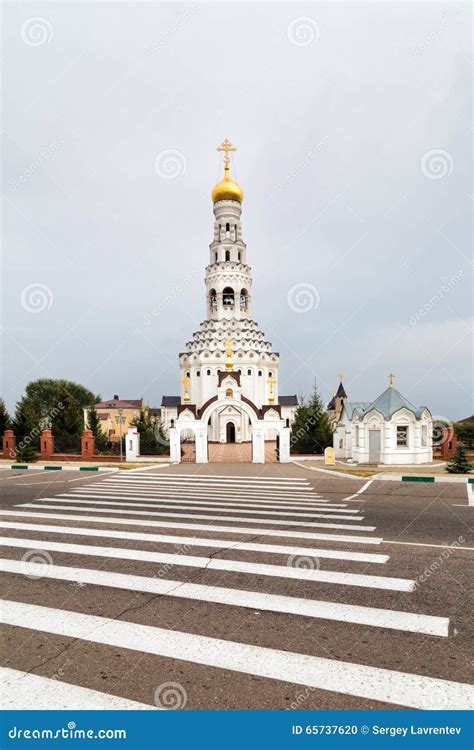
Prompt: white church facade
<box><xmin>331</xmin><ymin>377</ymin><xmax>433</xmax><ymax>465</ymax></box>
<box><xmin>159</xmin><ymin>140</ymin><xmax>297</xmax><ymax>463</ymax></box>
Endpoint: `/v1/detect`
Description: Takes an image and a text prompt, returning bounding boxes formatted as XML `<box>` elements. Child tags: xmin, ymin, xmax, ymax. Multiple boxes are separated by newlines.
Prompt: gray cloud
<box><xmin>2</xmin><ymin>1</ymin><xmax>472</xmax><ymax>419</ymax></box>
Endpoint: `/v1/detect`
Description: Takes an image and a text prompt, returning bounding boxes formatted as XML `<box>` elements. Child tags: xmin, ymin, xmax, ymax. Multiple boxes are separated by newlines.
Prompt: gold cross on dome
<box><xmin>388</xmin><ymin>372</ymin><xmax>395</xmax><ymax>387</ymax></box>
<box><xmin>217</xmin><ymin>139</ymin><xmax>237</xmax><ymax>168</ymax></box>
<box><xmin>338</xmin><ymin>372</ymin><xmax>344</xmax><ymax>382</ymax></box>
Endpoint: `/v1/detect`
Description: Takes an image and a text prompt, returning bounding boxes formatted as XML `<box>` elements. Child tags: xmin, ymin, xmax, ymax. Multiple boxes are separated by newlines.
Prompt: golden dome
<box><xmin>212</xmin><ymin>138</ymin><xmax>243</xmax><ymax>204</ymax></box>
<box><xmin>212</xmin><ymin>170</ymin><xmax>244</xmax><ymax>204</ymax></box>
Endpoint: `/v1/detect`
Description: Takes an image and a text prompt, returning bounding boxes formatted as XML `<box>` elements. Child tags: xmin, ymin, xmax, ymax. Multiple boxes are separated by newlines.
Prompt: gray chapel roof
<box><xmin>346</xmin><ymin>401</ymin><xmax>371</xmax><ymax>418</ymax></box>
<box><xmin>360</xmin><ymin>387</ymin><xmax>424</xmax><ymax>420</ymax></box>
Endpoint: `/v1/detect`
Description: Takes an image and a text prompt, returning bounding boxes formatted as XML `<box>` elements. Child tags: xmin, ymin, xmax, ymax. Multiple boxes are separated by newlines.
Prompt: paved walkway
<box><xmin>208</xmin><ymin>441</ymin><xmax>277</xmax><ymax>463</ymax></box>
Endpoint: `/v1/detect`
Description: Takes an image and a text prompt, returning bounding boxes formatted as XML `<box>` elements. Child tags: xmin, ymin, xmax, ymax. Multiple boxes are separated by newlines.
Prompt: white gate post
<box><xmin>252</xmin><ymin>426</ymin><xmax>265</xmax><ymax>463</ymax></box>
<box><xmin>169</xmin><ymin>427</ymin><xmax>181</xmax><ymax>463</ymax></box>
<box><xmin>195</xmin><ymin>425</ymin><xmax>208</xmax><ymax>463</ymax></box>
<box><xmin>279</xmin><ymin>427</ymin><xmax>291</xmax><ymax>463</ymax></box>
<box><xmin>125</xmin><ymin>428</ymin><xmax>140</xmax><ymax>462</ymax></box>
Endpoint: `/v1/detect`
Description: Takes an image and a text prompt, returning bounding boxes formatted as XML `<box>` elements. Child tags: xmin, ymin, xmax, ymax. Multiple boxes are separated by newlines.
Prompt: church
<box><xmin>160</xmin><ymin>140</ymin><xmax>297</xmax><ymax>463</ymax></box>
<box><xmin>329</xmin><ymin>375</ymin><xmax>433</xmax><ymax>465</ymax></box>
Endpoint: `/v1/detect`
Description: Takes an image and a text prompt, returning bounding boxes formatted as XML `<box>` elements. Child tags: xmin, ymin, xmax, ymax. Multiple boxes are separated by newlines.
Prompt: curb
<box><xmin>4</xmin><ymin>465</ymin><xmax>117</xmax><ymax>473</ymax></box>
<box><xmin>291</xmin><ymin>461</ymin><xmax>473</xmax><ymax>484</ymax></box>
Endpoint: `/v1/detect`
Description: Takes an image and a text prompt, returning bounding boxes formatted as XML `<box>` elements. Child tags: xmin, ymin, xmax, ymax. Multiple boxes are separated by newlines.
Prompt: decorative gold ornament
<box><xmin>388</xmin><ymin>372</ymin><xmax>395</xmax><ymax>387</ymax></box>
<box><xmin>212</xmin><ymin>139</ymin><xmax>244</xmax><ymax>204</ymax></box>
<box><xmin>267</xmin><ymin>374</ymin><xmax>276</xmax><ymax>403</ymax></box>
<box><xmin>338</xmin><ymin>372</ymin><xmax>344</xmax><ymax>382</ymax></box>
<box><xmin>224</xmin><ymin>338</ymin><xmax>234</xmax><ymax>370</ymax></box>
<box><xmin>182</xmin><ymin>374</ymin><xmax>190</xmax><ymax>403</ymax></box>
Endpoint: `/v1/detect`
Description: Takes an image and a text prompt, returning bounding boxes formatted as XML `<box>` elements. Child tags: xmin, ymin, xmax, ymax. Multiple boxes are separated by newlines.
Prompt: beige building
<box><xmin>84</xmin><ymin>396</ymin><xmax>145</xmax><ymax>443</ymax></box>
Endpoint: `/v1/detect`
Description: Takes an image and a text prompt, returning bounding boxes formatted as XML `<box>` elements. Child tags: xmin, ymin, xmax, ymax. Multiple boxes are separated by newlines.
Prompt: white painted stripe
<box><xmin>103</xmin><ymin>482</ymin><xmax>317</xmax><ymax>499</ymax></box>
<box><xmin>3</xmin><ymin>601</ymin><xmax>472</xmax><ymax>709</ymax></box>
<box><xmin>19</xmin><ymin>503</ymin><xmax>374</xmax><ymax>532</ymax></box>
<box><xmin>0</xmin><ymin>558</ymin><xmax>425</xmax><ymax>622</ymax></box>
<box><xmin>113</xmin><ymin>471</ymin><xmax>309</xmax><ymax>485</ymax></box>
<box><xmin>0</xmin><ymin>510</ymin><xmax>382</xmax><ymax>544</ymax></box>
<box><xmin>70</xmin><ymin>489</ymin><xmax>345</xmax><ymax>509</ymax></box>
<box><xmin>0</xmin><ymin>537</ymin><xmax>404</xmax><ymax>590</ymax></box>
<box><xmin>385</xmin><ymin>540</ymin><xmax>474</xmax><ymax>551</ymax></box>
<box><xmin>0</xmin><ymin>522</ymin><xmax>389</xmax><ymax>562</ymax></box>
<box><xmin>110</xmin><ymin>483</ymin><xmax>314</xmax><ymax>494</ymax></box>
<box><xmin>0</xmin><ymin>667</ymin><xmax>155</xmax><ymax>710</ymax></box>
<box><xmin>105</xmin><ymin>477</ymin><xmax>314</xmax><ymax>490</ymax></box>
<box><xmin>342</xmin><ymin>479</ymin><xmax>375</xmax><ymax>502</ymax></box>
<box><xmin>55</xmin><ymin>496</ymin><xmax>363</xmax><ymax>521</ymax></box>
<box><xmin>99</xmin><ymin>482</ymin><xmax>322</xmax><ymax>499</ymax></box>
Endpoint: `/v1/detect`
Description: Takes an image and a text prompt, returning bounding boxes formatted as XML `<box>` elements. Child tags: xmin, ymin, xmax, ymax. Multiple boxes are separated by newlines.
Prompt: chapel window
<box><xmin>225</xmin><ymin>250</ymin><xmax>230</xmax><ymax>262</ymax></box>
<box><xmin>397</xmin><ymin>426</ymin><xmax>409</xmax><ymax>447</ymax></box>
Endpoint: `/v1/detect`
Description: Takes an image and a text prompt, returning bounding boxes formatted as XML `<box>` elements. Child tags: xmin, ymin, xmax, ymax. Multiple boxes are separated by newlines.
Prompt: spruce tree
<box><xmin>0</xmin><ymin>399</ymin><xmax>11</xmax><ymax>435</ymax></box>
<box><xmin>87</xmin><ymin>405</ymin><xmax>108</xmax><ymax>453</ymax></box>
<box><xmin>290</xmin><ymin>384</ymin><xmax>333</xmax><ymax>455</ymax></box>
<box><xmin>446</xmin><ymin>443</ymin><xmax>473</xmax><ymax>474</ymax></box>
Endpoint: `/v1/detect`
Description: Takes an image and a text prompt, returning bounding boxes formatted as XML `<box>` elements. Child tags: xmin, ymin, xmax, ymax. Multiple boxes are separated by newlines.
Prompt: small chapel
<box><xmin>329</xmin><ymin>374</ymin><xmax>433</xmax><ymax>465</ymax></box>
<box><xmin>160</xmin><ymin>140</ymin><xmax>297</xmax><ymax>463</ymax></box>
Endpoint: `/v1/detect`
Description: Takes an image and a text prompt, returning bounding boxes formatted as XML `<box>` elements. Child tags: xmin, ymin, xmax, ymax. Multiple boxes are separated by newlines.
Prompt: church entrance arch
<box><xmin>226</xmin><ymin>422</ymin><xmax>236</xmax><ymax>443</ymax></box>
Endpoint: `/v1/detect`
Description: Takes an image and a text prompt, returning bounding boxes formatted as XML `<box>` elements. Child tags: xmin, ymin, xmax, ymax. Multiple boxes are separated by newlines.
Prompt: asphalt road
<box><xmin>0</xmin><ymin>464</ymin><xmax>472</xmax><ymax>711</ymax></box>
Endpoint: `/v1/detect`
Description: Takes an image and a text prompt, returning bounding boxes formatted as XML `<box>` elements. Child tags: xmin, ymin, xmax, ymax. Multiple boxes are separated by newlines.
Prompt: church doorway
<box><xmin>226</xmin><ymin>422</ymin><xmax>236</xmax><ymax>443</ymax></box>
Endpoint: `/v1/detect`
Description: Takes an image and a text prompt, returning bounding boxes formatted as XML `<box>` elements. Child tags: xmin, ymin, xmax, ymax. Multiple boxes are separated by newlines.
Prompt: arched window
<box><xmin>170</xmin><ymin>419</ymin><xmax>175</xmax><ymax>427</ymax></box>
<box><xmin>186</xmin><ymin>371</ymin><xmax>190</xmax><ymax>377</ymax></box>
<box><xmin>286</xmin><ymin>418</ymin><xmax>290</xmax><ymax>428</ymax></box>
<box><xmin>225</xmin><ymin>250</ymin><xmax>230</xmax><ymax>262</ymax></box>
<box><xmin>240</xmin><ymin>289</ymin><xmax>247</xmax><ymax>309</ymax></box>
<box><xmin>215</xmin><ymin>252</ymin><xmax>218</xmax><ymax>263</ymax></box>
<box><xmin>247</xmin><ymin>369</ymin><xmax>251</xmax><ymax>376</ymax></box>
<box><xmin>196</xmin><ymin>371</ymin><xmax>200</xmax><ymax>377</ymax></box>
<box><xmin>222</xmin><ymin>287</ymin><xmax>234</xmax><ymax>306</ymax></box>
<box><xmin>258</xmin><ymin>370</ymin><xmax>262</xmax><ymax>376</ymax></box>
<box><xmin>238</xmin><ymin>251</ymin><xmax>241</xmax><ymax>261</ymax></box>
<box><xmin>206</xmin><ymin>369</ymin><xmax>211</xmax><ymax>376</ymax></box>
<box><xmin>209</xmin><ymin>289</ymin><xmax>217</xmax><ymax>307</ymax></box>
<box><xmin>226</xmin><ymin>222</ymin><xmax>230</xmax><ymax>232</ymax></box>
<box><xmin>269</xmin><ymin>371</ymin><xmax>273</xmax><ymax>377</ymax></box>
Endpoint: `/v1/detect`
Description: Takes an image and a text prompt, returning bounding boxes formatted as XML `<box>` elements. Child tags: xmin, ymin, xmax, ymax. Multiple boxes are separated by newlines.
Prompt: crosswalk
<box><xmin>1</xmin><ymin>470</ymin><xmax>473</xmax><ymax>710</ymax></box>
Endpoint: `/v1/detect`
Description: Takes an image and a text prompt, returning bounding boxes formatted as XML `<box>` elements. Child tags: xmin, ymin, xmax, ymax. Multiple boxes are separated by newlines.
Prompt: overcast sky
<box><xmin>2</xmin><ymin>1</ymin><xmax>472</xmax><ymax>420</ymax></box>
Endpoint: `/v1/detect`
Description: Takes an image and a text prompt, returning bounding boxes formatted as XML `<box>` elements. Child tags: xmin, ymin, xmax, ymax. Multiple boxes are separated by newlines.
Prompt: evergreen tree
<box><xmin>290</xmin><ymin>384</ymin><xmax>333</xmax><ymax>455</ymax></box>
<box><xmin>52</xmin><ymin>388</ymin><xmax>85</xmax><ymax>453</ymax></box>
<box><xmin>0</xmin><ymin>399</ymin><xmax>12</xmax><ymax>435</ymax></box>
<box><xmin>87</xmin><ymin>405</ymin><xmax>109</xmax><ymax>453</ymax></box>
<box><xmin>131</xmin><ymin>409</ymin><xmax>168</xmax><ymax>455</ymax></box>
<box><xmin>446</xmin><ymin>443</ymin><xmax>473</xmax><ymax>474</ymax></box>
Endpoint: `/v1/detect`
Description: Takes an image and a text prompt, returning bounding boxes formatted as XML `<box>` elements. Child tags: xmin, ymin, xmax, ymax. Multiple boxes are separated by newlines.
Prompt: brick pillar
<box><xmin>81</xmin><ymin>429</ymin><xmax>95</xmax><ymax>459</ymax></box>
<box><xmin>3</xmin><ymin>429</ymin><xmax>16</xmax><ymax>459</ymax></box>
<box><xmin>440</xmin><ymin>431</ymin><xmax>458</xmax><ymax>460</ymax></box>
<box><xmin>40</xmin><ymin>429</ymin><xmax>54</xmax><ymax>460</ymax></box>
